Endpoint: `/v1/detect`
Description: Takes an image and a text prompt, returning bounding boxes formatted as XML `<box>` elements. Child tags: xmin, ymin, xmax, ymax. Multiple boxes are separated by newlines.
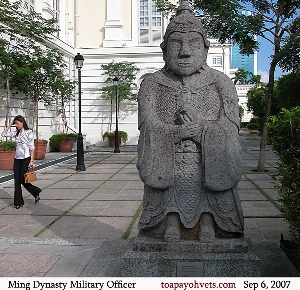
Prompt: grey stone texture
<box><xmin>0</xmin><ymin>139</ymin><xmax>299</xmax><ymax>277</ymax></box>
<box><xmin>121</xmin><ymin>239</ymin><xmax>260</xmax><ymax>277</ymax></box>
<box><xmin>127</xmin><ymin>1</ymin><xmax>257</xmax><ymax>277</ymax></box>
<box><xmin>136</xmin><ymin>1</ymin><xmax>244</xmax><ymax>244</ymax></box>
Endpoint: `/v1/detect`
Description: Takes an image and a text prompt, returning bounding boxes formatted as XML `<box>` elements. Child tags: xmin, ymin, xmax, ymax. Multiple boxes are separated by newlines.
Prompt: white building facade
<box><xmin>1</xmin><ymin>0</ymin><xmax>254</xmax><ymax>147</ymax></box>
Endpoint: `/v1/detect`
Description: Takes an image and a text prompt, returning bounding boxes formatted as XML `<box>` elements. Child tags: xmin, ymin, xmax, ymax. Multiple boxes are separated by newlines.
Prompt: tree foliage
<box><xmin>247</xmin><ymin>85</ymin><xmax>269</xmax><ymax>119</ymax></box>
<box><xmin>0</xmin><ymin>0</ymin><xmax>57</xmax><ymax>43</ymax></box>
<box><xmin>101</xmin><ymin>61</ymin><xmax>140</xmax><ymax>103</ymax></box>
<box><xmin>234</xmin><ymin>68</ymin><xmax>262</xmax><ymax>85</ymax></box>
<box><xmin>10</xmin><ymin>47</ymin><xmax>73</xmax><ymax>106</ymax></box>
<box><xmin>9</xmin><ymin>47</ymin><xmax>75</xmax><ymax>139</ymax></box>
<box><xmin>234</xmin><ymin>68</ymin><xmax>251</xmax><ymax>85</ymax></box>
<box><xmin>247</xmin><ymin>72</ymin><xmax>300</xmax><ymax>132</ymax></box>
<box><xmin>274</xmin><ymin>72</ymin><xmax>300</xmax><ymax>110</ymax></box>
<box><xmin>157</xmin><ymin>0</ymin><xmax>299</xmax><ymax>53</ymax></box>
<box><xmin>101</xmin><ymin>61</ymin><xmax>140</xmax><ymax>132</ymax></box>
<box><xmin>156</xmin><ymin>0</ymin><xmax>300</xmax><ymax>171</ymax></box>
<box><xmin>239</xmin><ymin>105</ymin><xmax>244</xmax><ymax>119</ymax></box>
<box><xmin>0</xmin><ymin>0</ymin><xmax>74</xmax><ymax>140</ymax></box>
<box><xmin>275</xmin><ymin>16</ymin><xmax>300</xmax><ymax>73</ymax></box>
<box><xmin>246</xmin><ymin>85</ymin><xmax>271</xmax><ymax>131</ymax></box>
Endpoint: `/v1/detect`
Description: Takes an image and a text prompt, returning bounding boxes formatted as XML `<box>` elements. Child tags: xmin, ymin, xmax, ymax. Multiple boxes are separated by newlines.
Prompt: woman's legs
<box><xmin>13</xmin><ymin>158</ymin><xmax>24</xmax><ymax>207</ymax></box>
<box><xmin>21</xmin><ymin>158</ymin><xmax>41</xmax><ymax>199</ymax></box>
<box><xmin>23</xmin><ymin>182</ymin><xmax>41</xmax><ymax>199</ymax></box>
<box><xmin>14</xmin><ymin>157</ymin><xmax>41</xmax><ymax>206</ymax></box>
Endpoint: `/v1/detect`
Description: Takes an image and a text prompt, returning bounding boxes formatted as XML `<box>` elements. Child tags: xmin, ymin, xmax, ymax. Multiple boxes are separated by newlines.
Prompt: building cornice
<box><xmin>235</xmin><ymin>84</ymin><xmax>255</xmax><ymax>96</ymax></box>
<box><xmin>74</xmin><ymin>47</ymin><xmax>163</xmax><ymax>59</ymax></box>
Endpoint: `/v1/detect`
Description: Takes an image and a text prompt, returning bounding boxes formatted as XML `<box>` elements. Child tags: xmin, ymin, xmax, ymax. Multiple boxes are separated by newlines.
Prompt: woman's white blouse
<box><xmin>1</xmin><ymin>129</ymin><xmax>35</xmax><ymax>159</ymax></box>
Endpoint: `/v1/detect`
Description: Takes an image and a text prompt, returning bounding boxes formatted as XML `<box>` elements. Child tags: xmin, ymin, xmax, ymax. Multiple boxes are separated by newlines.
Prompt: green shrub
<box><xmin>268</xmin><ymin>107</ymin><xmax>300</xmax><ymax>248</ymax></box>
<box><xmin>49</xmin><ymin>133</ymin><xmax>77</xmax><ymax>151</ymax></box>
<box><xmin>102</xmin><ymin>131</ymin><xmax>128</xmax><ymax>144</ymax></box>
<box><xmin>239</xmin><ymin>105</ymin><xmax>244</xmax><ymax>119</ymax></box>
<box><xmin>240</xmin><ymin>122</ymin><xmax>246</xmax><ymax>127</ymax></box>
<box><xmin>247</xmin><ymin>122</ymin><xmax>259</xmax><ymax>129</ymax></box>
<box><xmin>0</xmin><ymin>140</ymin><xmax>16</xmax><ymax>152</ymax></box>
<box><xmin>249</xmin><ymin>117</ymin><xmax>260</xmax><ymax>124</ymax></box>
<box><xmin>34</xmin><ymin>139</ymin><xmax>48</xmax><ymax>143</ymax></box>
<box><xmin>247</xmin><ymin>117</ymin><xmax>263</xmax><ymax>131</ymax></box>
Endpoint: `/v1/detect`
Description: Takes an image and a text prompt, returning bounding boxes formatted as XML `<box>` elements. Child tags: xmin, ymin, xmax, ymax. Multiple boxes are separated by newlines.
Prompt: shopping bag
<box><xmin>24</xmin><ymin>169</ymin><xmax>37</xmax><ymax>183</ymax></box>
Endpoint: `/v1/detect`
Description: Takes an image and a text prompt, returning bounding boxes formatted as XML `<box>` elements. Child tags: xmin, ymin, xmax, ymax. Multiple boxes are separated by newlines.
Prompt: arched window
<box><xmin>139</xmin><ymin>0</ymin><xmax>163</xmax><ymax>46</ymax></box>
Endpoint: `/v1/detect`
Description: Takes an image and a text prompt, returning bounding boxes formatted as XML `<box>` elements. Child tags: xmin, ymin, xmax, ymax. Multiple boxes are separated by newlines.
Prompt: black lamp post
<box><xmin>113</xmin><ymin>77</ymin><xmax>120</xmax><ymax>153</ymax></box>
<box><xmin>74</xmin><ymin>52</ymin><xmax>86</xmax><ymax>171</ymax></box>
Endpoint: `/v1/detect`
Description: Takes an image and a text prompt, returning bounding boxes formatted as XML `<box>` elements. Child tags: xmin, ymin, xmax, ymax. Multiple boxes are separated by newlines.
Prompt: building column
<box><xmin>103</xmin><ymin>0</ymin><xmax>123</xmax><ymax>47</ymax></box>
<box><xmin>131</xmin><ymin>0</ymin><xmax>139</xmax><ymax>46</ymax></box>
<box><xmin>223</xmin><ymin>47</ymin><xmax>231</xmax><ymax>76</ymax></box>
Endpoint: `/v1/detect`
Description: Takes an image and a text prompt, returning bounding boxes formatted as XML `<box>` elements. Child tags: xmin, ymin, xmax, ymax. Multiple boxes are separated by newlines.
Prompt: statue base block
<box><xmin>132</xmin><ymin>236</ymin><xmax>249</xmax><ymax>253</ymax></box>
<box><xmin>121</xmin><ymin>238</ymin><xmax>260</xmax><ymax>277</ymax></box>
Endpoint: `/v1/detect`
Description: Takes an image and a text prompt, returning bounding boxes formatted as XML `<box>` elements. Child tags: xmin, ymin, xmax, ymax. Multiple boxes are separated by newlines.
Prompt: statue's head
<box><xmin>161</xmin><ymin>1</ymin><xmax>210</xmax><ymax>77</ymax></box>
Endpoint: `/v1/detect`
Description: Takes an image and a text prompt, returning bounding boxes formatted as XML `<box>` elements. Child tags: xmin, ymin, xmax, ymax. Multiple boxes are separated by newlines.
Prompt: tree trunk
<box><xmin>5</xmin><ymin>78</ymin><xmax>11</xmax><ymax>128</ymax></box>
<box><xmin>257</xmin><ymin>39</ymin><xmax>279</xmax><ymax>171</ymax></box>
<box><xmin>35</xmin><ymin>100</ymin><xmax>39</xmax><ymax>141</ymax></box>
<box><xmin>61</xmin><ymin>97</ymin><xmax>67</xmax><ymax>133</ymax></box>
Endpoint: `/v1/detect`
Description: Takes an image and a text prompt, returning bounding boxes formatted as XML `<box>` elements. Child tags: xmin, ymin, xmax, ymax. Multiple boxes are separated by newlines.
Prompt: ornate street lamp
<box><xmin>74</xmin><ymin>53</ymin><xmax>86</xmax><ymax>171</ymax></box>
<box><xmin>113</xmin><ymin>77</ymin><xmax>120</xmax><ymax>153</ymax></box>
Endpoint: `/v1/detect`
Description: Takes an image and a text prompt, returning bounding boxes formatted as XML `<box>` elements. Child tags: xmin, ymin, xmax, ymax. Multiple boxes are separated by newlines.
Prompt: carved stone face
<box><xmin>166</xmin><ymin>31</ymin><xmax>208</xmax><ymax>77</ymax></box>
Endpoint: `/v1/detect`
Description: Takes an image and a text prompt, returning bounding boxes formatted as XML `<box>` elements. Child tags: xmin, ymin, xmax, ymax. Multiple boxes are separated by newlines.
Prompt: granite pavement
<box><xmin>0</xmin><ymin>130</ymin><xmax>299</xmax><ymax>277</ymax></box>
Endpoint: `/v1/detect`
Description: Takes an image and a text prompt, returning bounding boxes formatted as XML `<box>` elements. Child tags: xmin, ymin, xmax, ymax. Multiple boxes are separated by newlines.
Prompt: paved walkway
<box><xmin>0</xmin><ymin>131</ymin><xmax>299</xmax><ymax>277</ymax></box>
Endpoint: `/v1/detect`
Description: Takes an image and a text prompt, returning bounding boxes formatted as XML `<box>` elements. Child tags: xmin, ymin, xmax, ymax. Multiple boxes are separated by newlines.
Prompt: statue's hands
<box><xmin>180</xmin><ymin>122</ymin><xmax>202</xmax><ymax>140</ymax></box>
<box><xmin>177</xmin><ymin>111</ymin><xmax>192</xmax><ymax>124</ymax></box>
<box><xmin>176</xmin><ymin>109</ymin><xmax>203</xmax><ymax>142</ymax></box>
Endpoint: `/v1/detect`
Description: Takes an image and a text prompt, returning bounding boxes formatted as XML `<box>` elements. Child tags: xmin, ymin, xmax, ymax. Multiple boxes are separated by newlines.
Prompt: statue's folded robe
<box><xmin>137</xmin><ymin>70</ymin><xmax>242</xmax><ymax>192</ymax></box>
<box><xmin>137</xmin><ymin>116</ymin><xmax>241</xmax><ymax>192</ymax></box>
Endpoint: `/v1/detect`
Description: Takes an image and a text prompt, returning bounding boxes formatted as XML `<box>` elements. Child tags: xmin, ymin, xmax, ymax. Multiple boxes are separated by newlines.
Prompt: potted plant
<box><xmin>0</xmin><ymin>140</ymin><xmax>16</xmax><ymax>170</ymax></box>
<box><xmin>246</xmin><ymin>122</ymin><xmax>259</xmax><ymax>130</ymax></box>
<box><xmin>246</xmin><ymin>119</ymin><xmax>260</xmax><ymax>139</ymax></box>
<box><xmin>100</xmin><ymin>61</ymin><xmax>140</xmax><ymax>147</ymax></box>
<box><xmin>49</xmin><ymin>133</ymin><xmax>77</xmax><ymax>152</ymax></box>
<box><xmin>34</xmin><ymin>139</ymin><xmax>48</xmax><ymax>160</ymax></box>
<box><xmin>102</xmin><ymin>131</ymin><xmax>128</xmax><ymax>148</ymax></box>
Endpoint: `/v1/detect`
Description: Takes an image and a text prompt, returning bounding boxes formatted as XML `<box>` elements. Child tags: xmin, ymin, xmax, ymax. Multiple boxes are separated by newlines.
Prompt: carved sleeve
<box><xmin>137</xmin><ymin>78</ymin><xmax>179</xmax><ymax>189</ymax></box>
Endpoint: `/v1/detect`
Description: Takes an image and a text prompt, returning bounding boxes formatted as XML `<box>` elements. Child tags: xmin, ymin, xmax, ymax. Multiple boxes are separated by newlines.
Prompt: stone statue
<box><xmin>136</xmin><ymin>1</ymin><xmax>244</xmax><ymax>245</ymax></box>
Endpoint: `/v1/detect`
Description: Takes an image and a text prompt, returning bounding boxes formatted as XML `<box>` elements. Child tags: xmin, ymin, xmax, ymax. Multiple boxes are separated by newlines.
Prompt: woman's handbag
<box><xmin>24</xmin><ymin>168</ymin><xmax>37</xmax><ymax>183</ymax></box>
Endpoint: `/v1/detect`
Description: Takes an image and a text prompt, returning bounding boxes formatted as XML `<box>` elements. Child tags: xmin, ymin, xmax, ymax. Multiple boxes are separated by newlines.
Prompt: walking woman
<box><xmin>1</xmin><ymin>115</ymin><xmax>41</xmax><ymax>209</ymax></box>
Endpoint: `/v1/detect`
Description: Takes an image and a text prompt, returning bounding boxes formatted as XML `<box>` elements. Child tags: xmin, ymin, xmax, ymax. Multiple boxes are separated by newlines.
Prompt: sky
<box><xmin>256</xmin><ymin>36</ymin><xmax>284</xmax><ymax>83</ymax></box>
<box><xmin>257</xmin><ymin>37</ymin><xmax>271</xmax><ymax>82</ymax></box>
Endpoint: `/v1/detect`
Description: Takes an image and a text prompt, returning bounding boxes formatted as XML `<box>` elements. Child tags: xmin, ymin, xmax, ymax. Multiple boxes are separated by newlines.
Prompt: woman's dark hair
<box><xmin>13</xmin><ymin>115</ymin><xmax>29</xmax><ymax>136</ymax></box>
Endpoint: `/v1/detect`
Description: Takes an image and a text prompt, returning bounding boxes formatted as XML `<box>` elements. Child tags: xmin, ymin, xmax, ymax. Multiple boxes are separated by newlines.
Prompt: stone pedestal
<box><xmin>121</xmin><ymin>238</ymin><xmax>260</xmax><ymax>277</ymax></box>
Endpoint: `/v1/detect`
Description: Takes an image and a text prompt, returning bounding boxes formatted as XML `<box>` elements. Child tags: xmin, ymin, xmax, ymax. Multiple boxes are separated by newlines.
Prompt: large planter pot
<box><xmin>0</xmin><ymin>148</ymin><xmax>16</xmax><ymax>170</ymax></box>
<box><xmin>59</xmin><ymin>138</ymin><xmax>74</xmax><ymax>152</ymax></box>
<box><xmin>108</xmin><ymin>136</ymin><xmax>122</xmax><ymax>148</ymax></box>
<box><xmin>103</xmin><ymin>131</ymin><xmax>127</xmax><ymax>148</ymax></box>
<box><xmin>246</xmin><ymin>129</ymin><xmax>259</xmax><ymax>140</ymax></box>
<box><xmin>34</xmin><ymin>141</ymin><xmax>48</xmax><ymax>160</ymax></box>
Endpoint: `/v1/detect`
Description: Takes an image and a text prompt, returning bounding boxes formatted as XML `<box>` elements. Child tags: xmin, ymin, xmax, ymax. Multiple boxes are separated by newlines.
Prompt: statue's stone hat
<box><xmin>160</xmin><ymin>1</ymin><xmax>210</xmax><ymax>50</ymax></box>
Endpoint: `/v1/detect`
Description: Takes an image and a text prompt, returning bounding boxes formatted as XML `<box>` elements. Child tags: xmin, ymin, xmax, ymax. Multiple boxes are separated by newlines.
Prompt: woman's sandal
<box><xmin>35</xmin><ymin>195</ymin><xmax>40</xmax><ymax>204</ymax></box>
<box><xmin>15</xmin><ymin>205</ymin><xmax>23</xmax><ymax>209</ymax></box>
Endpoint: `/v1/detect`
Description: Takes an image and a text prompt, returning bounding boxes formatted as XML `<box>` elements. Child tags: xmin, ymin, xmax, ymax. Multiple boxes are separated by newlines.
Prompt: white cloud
<box><xmin>258</xmin><ymin>69</ymin><xmax>269</xmax><ymax>83</ymax></box>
